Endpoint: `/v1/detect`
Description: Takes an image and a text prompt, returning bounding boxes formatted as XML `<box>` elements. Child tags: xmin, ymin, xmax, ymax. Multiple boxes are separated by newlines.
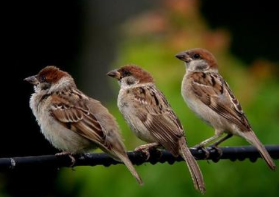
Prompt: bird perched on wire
<box><xmin>25</xmin><ymin>66</ymin><xmax>143</xmax><ymax>185</ymax></box>
<box><xmin>176</xmin><ymin>48</ymin><xmax>276</xmax><ymax>170</ymax></box>
<box><xmin>107</xmin><ymin>65</ymin><xmax>206</xmax><ymax>193</ymax></box>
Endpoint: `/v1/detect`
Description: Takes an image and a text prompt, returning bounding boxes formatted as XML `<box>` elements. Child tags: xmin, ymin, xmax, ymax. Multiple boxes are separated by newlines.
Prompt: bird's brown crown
<box><xmin>176</xmin><ymin>48</ymin><xmax>218</xmax><ymax>70</ymax></box>
<box><xmin>187</xmin><ymin>48</ymin><xmax>218</xmax><ymax>69</ymax></box>
<box><xmin>37</xmin><ymin>66</ymin><xmax>71</xmax><ymax>84</ymax></box>
<box><xmin>118</xmin><ymin>65</ymin><xmax>154</xmax><ymax>83</ymax></box>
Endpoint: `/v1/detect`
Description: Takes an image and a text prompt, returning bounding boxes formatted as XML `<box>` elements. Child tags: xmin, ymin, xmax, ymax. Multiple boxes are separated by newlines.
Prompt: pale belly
<box><xmin>182</xmin><ymin>78</ymin><xmax>239</xmax><ymax>135</ymax></box>
<box><xmin>39</xmin><ymin>114</ymin><xmax>94</xmax><ymax>153</ymax></box>
<box><xmin>32</xmin><ymin>98</ymin><xmax>94</xmax><ymax>153</ymax></box>
<box><xmin>117</xmin><ymin>90</ymin><xmax>156</xmax><ymax>143</ymax></box>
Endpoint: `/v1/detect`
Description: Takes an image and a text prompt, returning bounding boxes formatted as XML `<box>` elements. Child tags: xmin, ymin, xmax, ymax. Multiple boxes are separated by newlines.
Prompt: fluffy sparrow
<box><xmin>176</xmin><ymin>48</ymin><xmax>276</xmax><ymax>170</ymax></box>
<box><xmin>25</xmin><ymin>66</ymin><xmax>143</xmax><ymax>185</ymax></box>
<box><xmin>107</xmin><ymin>65</ymin><xmax>206</xmax><ymax>193</ymax></box>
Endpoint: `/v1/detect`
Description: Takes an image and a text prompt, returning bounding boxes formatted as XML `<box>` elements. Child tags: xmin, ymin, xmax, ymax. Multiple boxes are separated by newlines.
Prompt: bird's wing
<box><xmin>49</xmin><ymin>89</ymin><xmax>107</xmax><ymax>148</ymax></box>
<box><xmin>130</xmin><ymin>85</ymin><xmax>184</xmax><ymax>156</ymax></box>
<box><xmin>190</xmin><ymin>72</ymin><xmax>251</xmax><ymax>131</ymax></box>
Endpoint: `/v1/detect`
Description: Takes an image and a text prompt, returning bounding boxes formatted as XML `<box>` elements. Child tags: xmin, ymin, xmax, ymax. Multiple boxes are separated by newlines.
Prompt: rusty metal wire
<box><xmin>0</xmin><ymin>145</ymin><xmax>278</xmax><ymax>171</ymax></box>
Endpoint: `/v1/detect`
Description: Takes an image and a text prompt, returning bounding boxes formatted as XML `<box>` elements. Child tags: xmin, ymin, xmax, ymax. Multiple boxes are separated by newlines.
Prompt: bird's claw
<box><xmin>135</xmin><ymin>146</ymin><xmax>151</xmax><ymax>160</ymax></box>
<box><xmin>55</xmin><ymin>152</ymin><xmax>76</xmax><ymax>167</ymax></box>
<box><xmin>193</xmin><ymin>145</ymin><xmax>210</xmax><ymax>159</ymax></box>
<box><xmin>208</xmin><ymin>145</ymin><xmax>223</xmax><ymax>159</ymax></box>
<box><xmin>135</xmin><ymin>143</ymin><xmax>159</xmax><ymax>161</ymax></box>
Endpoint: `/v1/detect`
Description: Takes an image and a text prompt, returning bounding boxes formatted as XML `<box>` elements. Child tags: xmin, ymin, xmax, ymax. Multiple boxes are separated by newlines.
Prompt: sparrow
<box><xmin>176</xmin><ymin>48</ymin><xmax>276</xmax><ymax>170</ymax></box>
<box><xmin>107</xmin><ymin>65</ymin><xmax>206</xmax><ymax>193</ymax></box>
<box><xmin>24</xmin><ymin>66</ymin><xmax>143</xmax><ymax>185</ymax></box>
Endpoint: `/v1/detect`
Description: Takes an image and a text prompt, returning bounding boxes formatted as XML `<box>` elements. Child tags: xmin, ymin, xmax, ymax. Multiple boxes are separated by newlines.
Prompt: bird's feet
<box><xmin>55</xmin><ymin>152</ymin><xmax>76</xmax><ymax>167</ymax></box>
<box><xmin>208</xmin><ymin>145</ymin><xmax>223</xmax><ymax>160</ymax></box>
<box><xmin>193</xmin><ymin>144</ymin><xmax>210</xmax><ymax>159</ymax></box>
<box><xmin>135</xmin><ymin>143</ymin><xmax>159</xmax><ymax>161</ymax></box>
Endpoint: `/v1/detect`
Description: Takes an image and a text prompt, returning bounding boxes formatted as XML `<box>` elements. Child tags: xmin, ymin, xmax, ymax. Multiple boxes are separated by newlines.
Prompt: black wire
<box><xmin>0</xmin><ymin>145</ymin><xmax>278</xmax><ymax>171</ymax></box>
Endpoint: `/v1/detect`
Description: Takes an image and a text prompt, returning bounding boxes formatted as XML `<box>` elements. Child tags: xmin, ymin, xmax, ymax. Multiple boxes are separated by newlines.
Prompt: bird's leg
<box><xmin>135</xmin><ymin>143</ymin><xmax>160</xmax><ymax>160</ymax></box>
<box><xmin>211</xmin><ymin>133</ymin><xmax>233</xmax><ymax>147</ymax></box>
<box><xmin>194</xmin><ymin>133</ymin><xmax>223</xmax><ymax>159</ymax></box>
<box><xmin>210</xmin><ymin>133</ymin><xmax>233</xmax><ymax>148</ymax></box>
<box><xmin>55</xmin><ymin>152</ymin><xmax>76</xmax><ymax>167</ymax></box>
<box><xmin>209</xmin><ymin>133</ymin><xmax>233</xmax><ymax>157</ymax></box>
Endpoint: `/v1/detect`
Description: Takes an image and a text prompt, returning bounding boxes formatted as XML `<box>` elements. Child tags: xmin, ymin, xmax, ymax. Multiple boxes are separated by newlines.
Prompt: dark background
<box><xmin>1</xmin><ymin>0</ymin><xmax>278</xmax><ymax>196</ymax></box>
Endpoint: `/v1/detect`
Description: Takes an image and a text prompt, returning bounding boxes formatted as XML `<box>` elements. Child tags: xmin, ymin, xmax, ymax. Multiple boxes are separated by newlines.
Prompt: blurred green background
<box><xmin>1</xmin><ymin>0</ymin><xmax>278</xmax><ymax>196</ymax></box>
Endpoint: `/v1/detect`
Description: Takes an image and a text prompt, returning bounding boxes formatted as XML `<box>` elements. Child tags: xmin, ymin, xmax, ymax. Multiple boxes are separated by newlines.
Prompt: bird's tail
<box><xmin>179</xmin><ymin>137</ymin><xmax>206</xmax><ymax>194</ymax></box>
<box><xmin>244</xmin><ymin>131</ymin><xmax>276</xmax><ymax>170</ymax></box>
<box><xmin>113</xmin><ymin>150</ymin><xmax>144</xmax><ymax>186</ymax></box>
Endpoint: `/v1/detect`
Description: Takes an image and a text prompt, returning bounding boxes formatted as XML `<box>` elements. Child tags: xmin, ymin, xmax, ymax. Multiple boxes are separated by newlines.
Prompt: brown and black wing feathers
<box><xmin>50</xmin><ymin>90</ymin><xmax>105</xmax><ymax>147</ymax></box>
<box><xmin>190</xmin><ymin>72</ymin><xmax>251</xmax><ymax>131</ymax></box>
<box><xmin>131</xmin><ymin>85</ymin><xmax>184</xmax><ymax>156</ymax></box>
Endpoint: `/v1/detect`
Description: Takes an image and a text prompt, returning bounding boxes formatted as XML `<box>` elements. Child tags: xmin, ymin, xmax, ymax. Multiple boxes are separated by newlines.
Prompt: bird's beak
<box><xmin>24</xmin><ymin>75</ymin><xmax>39</xmax><ymax>85</ymax></box>
<box><xmin>107</xmin><ymin>70</ymin><xmax>121</xmax><ymax>80</ymax></box>
<box><xmin>175</xmin><ymin>52</ymin><xmax>192</xmax><ymax>63</ymax></box>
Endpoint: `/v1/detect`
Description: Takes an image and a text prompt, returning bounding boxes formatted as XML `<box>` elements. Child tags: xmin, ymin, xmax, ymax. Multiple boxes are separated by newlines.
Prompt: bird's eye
<box><xmin>123</xmin><ymin>70</ymin><xmax>131</xmax><ymax>76</ymax></box>
<box><xmin>193</xmin><ymin>54</ymin><xmax>200</xmax><ymax>59</ymax></box>
<box><xmin>40</xmin><ymin>75</ymin><xmax>47</xmax><ymax>82</ymax></box>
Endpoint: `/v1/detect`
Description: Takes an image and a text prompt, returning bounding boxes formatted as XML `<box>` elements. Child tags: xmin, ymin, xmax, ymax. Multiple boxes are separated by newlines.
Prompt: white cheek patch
<box><xmin>120</xmin><ymin>77</ymin><xmax>139</xmax><ymax>89</ymax></box>
<box><xmin>187</xmin><ymin>60</ymin><xmax>208</xmax><ymax>71</ymax></box>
